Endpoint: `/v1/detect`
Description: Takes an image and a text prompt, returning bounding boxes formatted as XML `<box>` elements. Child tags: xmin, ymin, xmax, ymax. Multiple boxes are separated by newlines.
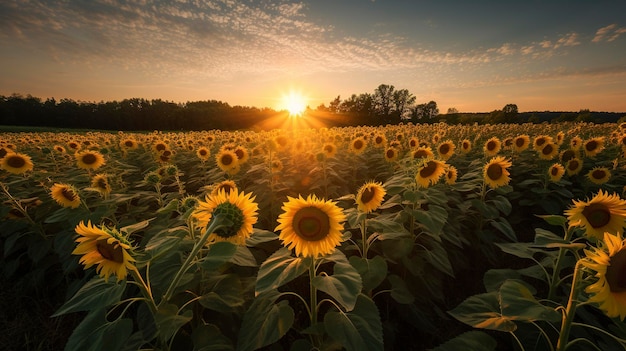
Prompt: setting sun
<box><xmin>280</xmin><ymin>91</ymin><xmax>308</xmax><ymax>117</ymax></box>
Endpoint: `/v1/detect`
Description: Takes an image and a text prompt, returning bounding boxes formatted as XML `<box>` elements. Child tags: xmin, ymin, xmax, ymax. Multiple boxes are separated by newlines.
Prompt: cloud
<box><xmin>593</xmin><ymin>24</ymin><xmax>626</xmax><ymax>42</ymax></box>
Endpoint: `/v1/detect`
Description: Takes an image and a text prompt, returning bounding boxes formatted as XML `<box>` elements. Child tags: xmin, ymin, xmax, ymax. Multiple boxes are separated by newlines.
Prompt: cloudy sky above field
<box><xmin>1</xmin><ymin>0</ymin><xmax>626</xmax><ymax>113</ymax></box>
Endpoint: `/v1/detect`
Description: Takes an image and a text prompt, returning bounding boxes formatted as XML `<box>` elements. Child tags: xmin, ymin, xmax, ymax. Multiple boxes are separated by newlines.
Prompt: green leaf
<box><xmin>483</xmin><ymin>269</ymin><xmax>522</xmax><ymax>292</ymax></box>
<box><xmin>431</xmin><ymin>331</ymin><xmax>497</xmax><ymax>351</ymax></box>
<box><xmin>65</xmin><ymin>309</ymin><xmax>134</xmax><ymax>351</ymax></box>
<box><xmin>237</xmin><ymin>290</ymin><xmax>295</xmax><ymax>351</ymax></box>
<box><xmin>256</xmin><ymin>247</ymin><xmax>311</xmax><ymax>294</ymax></box>
<box><xmin>231</xmin><ymin>245</ymin><xmax>259</xmax><ymax>267</ymax></box>
<box><xmin>490</xmin><ymin>195</ymin><xmax>512</xmax><ymax>215</ymax></box>
<box><xmin>422</xmin><ymin>242</ymin><xmax>454</xmax><ymax>277</ymax></box>
<box><xmin>349</xmin><ymin>256</ymin><xmax>388</xmax><ymax>292</ymax></box>
<box><xmin>388</xmin><ymin>274</ymin><xmax>414</xmax><ymax>304</ymax></box>
<box><xmin>323</xmin><ymin>294</ymin><xmax>383</xmax><ymax>351</ymax></box>
<box><xmin>199</xmin><ymin>274</ymin><xmax>245</xmax><ymax>312</ymax></box>
<box><xmin>201</xmin><ymin>241</ymin><xmax>238</xmax><ymax>271</ymax></box>
<box><xmin>499</xmin><ymin>280</ymin><xmax>561</xmax><ymax>323</ymax></box>
<box><xmin>533</xmin><ymin>228</ymin><xmax>567</xmax><ymax>246</ymax></box>
<box><xmin>192</xmin><ymin>324</ymin><xmax>234</xmax><ymax>351</ymax></box>
<box><xmin>312</xmin><ymin>251</ymin><xmax>362</xmax><ymax>312</ymax></box>
<box><xmin>536</xmin><ymin>214</ymin><xmax>568</xmax><ymax>227</ymax></box>
<box><xmin>120</xmin><ymin>217</ymin><xmax>154</xmax><ymax>235</ymax></box>
<box><xmin>246</xmin><ymin>228</ymin><xmax>279</xmax><ymax>246</ymax></box>
<box><xmin>490</xmin><ymin>217</ymin><xmax>516</xmax><ymax>242</ymax></box>
<box><xmin>155</xmin><ymin>303</ymin><xmax>193</xmax><ymax>342</ymax></box>
<box><xmin>448</xmin><ymin>291</ymin><xmax>517</xmax><ymax>332</ymax></box>
<box><xmin>413</xmin><ymin>204</ymin><xmax>448</xmax><ymax>235</ymax></box>
<box><xmin>495</xmin><ymin>242</ymin><xmax>541</xmax><ymax>260</ymax></box>
<box><xmin>52</xmin><ymin>277</ymin><xmax>126</xmax><ymax>317</ymax></box>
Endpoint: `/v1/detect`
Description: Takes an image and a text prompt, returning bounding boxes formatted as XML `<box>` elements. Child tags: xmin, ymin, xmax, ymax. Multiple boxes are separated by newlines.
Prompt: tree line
<box><xmin>1</xmin><ymin>87</ymin><xmax>623</xmax><ymax>131</ymax></box>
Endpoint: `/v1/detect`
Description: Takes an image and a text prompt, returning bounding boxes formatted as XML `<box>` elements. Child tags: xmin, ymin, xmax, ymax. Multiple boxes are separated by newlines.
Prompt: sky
<box><xmin>1</xmin><ymin>0</ymin><xmax>626</xmax><ymax>114</ymax></box>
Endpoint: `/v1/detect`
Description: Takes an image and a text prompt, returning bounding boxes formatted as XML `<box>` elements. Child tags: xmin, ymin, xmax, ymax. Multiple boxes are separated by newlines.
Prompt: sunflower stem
<box><xmin>556</xmin><ymin>260</ymin><xmax>584</xmax><ymax>351</ymax></box>
<box><xmin>161</xmin><ymin>215</ymin><xmax>227</xmax><ymax>304</ymax></box>
<box><xmin>309</xmin><ymin>257</ymin><xmax>320</xmax><ymax>347</ymax></box>
<box><xmin>129</xmin><ymin>266</ymin><xmax>157</xmax><ymax>315</ymax></box>
<box><xmin>361</xmin><ymin>216</ymin><xmax>369</xmax><ymax>258</ymax></box>
<box><xmin>548</xmin><ymin>227</ymin><xmax>574</xmax><ymax>301</ymax></box>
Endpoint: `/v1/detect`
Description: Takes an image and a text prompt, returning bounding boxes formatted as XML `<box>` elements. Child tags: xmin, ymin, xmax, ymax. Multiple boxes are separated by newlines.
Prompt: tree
<box><xmin>392</xmin><ymin>89</ymin><xmax>416</xmax><ymax>122</ymax></box>
<box><xmin>502</xmin><ymin>104</ymin><xmax>518</xmax><ymax>115</ymax></box>
<box><xmin>328</xmin><ymin>96</ymin><xmax>341</xmax><ymax>114</ymax></box>
<box><xmin>447</xmin><ymin>107</ymin><xmax>459</xmax><ymax>114</ymax></box>
<box><xmin>373</xmin><ymin>84</ymin><xmax>395</xmax><ymax>123</ymax></box>
<box><xmin>411</xmin><ymin>101</ymin><xmax>439</xmax><ymax>122</ymax></box>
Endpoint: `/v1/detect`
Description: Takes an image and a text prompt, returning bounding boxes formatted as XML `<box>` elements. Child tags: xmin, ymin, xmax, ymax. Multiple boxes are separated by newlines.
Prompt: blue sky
<box><xmin>1</xmin><ymin>0</ymin><xmax>625</xmax><ymax>113</ymax></box>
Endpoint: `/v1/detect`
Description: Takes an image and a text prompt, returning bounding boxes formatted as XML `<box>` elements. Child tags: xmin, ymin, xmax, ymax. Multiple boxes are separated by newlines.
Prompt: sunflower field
<box><xmin>2</xmin><ymin>121</ymin><xmax>626</xmax><ymax>351</ymax></box>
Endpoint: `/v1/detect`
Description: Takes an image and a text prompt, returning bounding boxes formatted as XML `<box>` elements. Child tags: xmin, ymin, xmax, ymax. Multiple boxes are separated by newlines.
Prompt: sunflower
<box><xmin>460</xmin><ymin>139</ymin><xmax>472</xmax><ymax>154</ymax></box>
<box><xmin>565</xmin><ymin>158</ymin><xmax>584</xmax><ymax>176</ymax></box>
<box><xmin>119</xmin><ymin>138</ymin><xmax>139</xmax><ymax>151</ymax></box>
<box><xmin>437</xmin><ymin>140</ymin><xmax>455</xmax><ymax>160</ymax></box>
<box><xmin>582</xmin><ymin>232</ymin><xmax>626</xmax><ymax>320</ymax></box>
<box><xmin>152</xmin><ymin>140</ymin><xmax>169</xmax><ymax>154</ymax></box>
<box><xmin>416</xmin><ymin>159</ymin><xmax>446</xmax><ymax>188</ymax></box>
<box><xmin>215</xmin><ymin>149</ymin><xmax>239</xmax><ymax>173</ymax></box>
<box><xmin>533</xmin><ymin>135</ymin><xmax>553</xmax><ymax>152</ymax></box>
<box><xmin>384</xmin><ymin>147</ymin><xmax>399</xmax><ymax>162</ymax></box>
<box><xmin>560</xmin><ymin>149</ymin><xmax>579</xmax><ymax>163</ymax></box>
<box><xmin>89</xmin><ymin>173</ymin><xmax>112</xmax><ymax>198</ymax></box>
<box><xmin>75</xmin><ymin>150</ymin><xmax>106</xmax><ymax>171</ymax></box>
<box><xmin>483</xmin><ymin>156</ymin><xmax>512</xmax><ymax>189</ymax></box>
<box><xmin>408</xmin><ymin>137</ymin><xmax>420</xmax><ymax>149</ymax></box>
<box><xmin>356</xmin><ymin>181</ymin><xmax>386</xmax><ymax>213</ymax></box>
<box><xmin>0</xmin><ymin>152</ymin><xmax>33</xmax><ymax>174</ymax></box>
<box><xmin>538</xmin><ymin>142</ymin><xmax>559</xmax><ymax>160</ymax></box>
<box><xmin>233</xmin><ymin>145</ymin><xmax>250</xmax><ymax>165</ymax></box>
<box><xmin>445</xmin><ymin>165</ymin><xmax>458</xmax><ymax>185</ymax></box>
<box><xmin>373</xmin><ymin>134</ymin><xmax>387</xmax><ymax>148</ymax></box>
<box><xmin>192</xmin><ymin>189</ymin><xmax>258</xmax><ymax>245</ymax></box>
<box><xmin>587</xmin><ymin>167</ymin><xmax>611</xmax><ymax>185</ymax></box>
<box><xmin>570</xmin><ymin>136</ymin><xmax>583</xmax><ymax>150</ymax></box>
<box><xmin>412</xmin><ymin>146</ymin><xmax>434</xmax><ymax>160</ymax></box>
<box><xmin>53</xmin><ymin>145</ymin><xmax>66</xmax><ymax>154</ymax></box>
<box><xmin>0</xmin><ymin>147</ymin><xmax>9</xmax><ymax>159</ymax></box>
<box><xmin>556</xmin><ymin>131</ymin><xmax>565</xmax><ymax>145</ymax></box>
<box><xmin>72</xmin><ymin>221</ymin><xmax>135</xmax><ymax>282</ymax></box>
<box><xmin>584</xmin><ymin>137</ymin><xmax>605</xmax><ymax>158</ymax></box>
<box><xmin>483</xmin><ymin>137</ymin><xmax>502</xmax><ymax>157</ymax></box>
<box><xmin>322</xmin><ymin>143</ymin><xmax>337</xmax><ymax>158</ymax></box>
<box><xmin>512</xmin><ymin>135</ymin><xmax>530</xmax><ymax>153</ymax></box>
<box><xmin>210</xmin><ymin>180</ymin><xmax>238</xmax><ymax>197</ymax></box>
<box><xmin>548</xmin><ymin>163</ymin><xmax>565</xmax><ymax>182</ymax></box>
<box><xmin>196</xmin><ymin>147</ymin><xmax>211</xmax><ymax>162</ymax></box>
<box><xmin>564</xmin><ymin>190</ymin><xmax>626</xmax><ymax>240</ymax></box>
<box><xmin>349</xmin><ymin>137</ymin><xmax>367</xmax><ymax>154</ymax></box>
<box><xmin>270</xmin><ymin>159</ymin><xmax>283</xmax><ymax>173</ymax></box>
<box><xmin>50</xmin><ymin>183</ymin><xmax>81</xmax><ymax>208</ymax></box>
<box><xmin>67</xmin><ymin>140</ymin><xmax>81</xmax><ymax>151</ymax></box>
<box><xmin>275</xmin><ymin>194</ymin><xmax>346</xmax><ymax>258</ymax></box>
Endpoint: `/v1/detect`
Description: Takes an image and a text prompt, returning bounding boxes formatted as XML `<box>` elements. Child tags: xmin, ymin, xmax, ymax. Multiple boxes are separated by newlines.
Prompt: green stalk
<box><xmin>161</xmin><ymin>215</ymin><xmax>228</xmax><ymax>304</ymax></box>
<box><xmin>361</xmin><ymin>216</ymin><xmax>369</xmax><ymax>258</ymax></box>
<box><xmin>548</xmin><ymin>227</ymin><xmax>574</xmax><ymax>301</ymax></box>
<box><xmin>129</xmin><ymin>266</ymin><xmax>157</xmax><ymax>315</ymax></box>
<box><xmin>556</xmin><ymin>261</ymin><xmax>584</xmax><ymax>351</ymax></box>
<box><xmin>309</xmin><ymin>258</ymin><xmax>320</xmax><ymax>347</ymax></box>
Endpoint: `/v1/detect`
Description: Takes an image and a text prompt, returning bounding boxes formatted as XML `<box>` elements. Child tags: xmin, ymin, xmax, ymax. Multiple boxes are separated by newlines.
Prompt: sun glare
<box><xmin>281</xmin><ymin>91</ymin><xmax>308</xmax><ymax>117</ymax></box>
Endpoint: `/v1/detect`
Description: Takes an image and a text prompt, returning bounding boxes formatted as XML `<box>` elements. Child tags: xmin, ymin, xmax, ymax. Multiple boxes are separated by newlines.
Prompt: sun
<box><xmin>280</xmin><ymin>91</ymin><xmax>308</xmax><ymax>117</ymax></box>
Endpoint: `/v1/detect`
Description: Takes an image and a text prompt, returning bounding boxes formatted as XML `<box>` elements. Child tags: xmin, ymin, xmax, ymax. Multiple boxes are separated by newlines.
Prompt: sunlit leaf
<box><xmin>256</xmin><ymin>247</ymin><xmax>311</xmax><ymax>294</ymax></box>
<box><xmin>237</xmin><ymin>290</ymin><xmax>294</xmax><ymax>351</ymax></box>
<box><xmin>312</xmin><ymin>251</ymin><xmax>362</xmax><ymax>311</ymax></box>
<box><xmin>52</xmin><ymin>277</ymin><xmax>126</xmax><ymax>317</ymax></box>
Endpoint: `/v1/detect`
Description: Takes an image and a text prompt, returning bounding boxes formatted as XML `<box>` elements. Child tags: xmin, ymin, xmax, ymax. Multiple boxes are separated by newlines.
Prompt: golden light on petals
<box><xmin>356</xmin><ymin>181</ymin><xmax>386</xmax><ymax>213</ymax></box>
<box><xmin>564</xmin><ymin>190</ymin><xmax>626</xmax><ymax>240</ymax></box>
<box><xmin>275</xmin><ymin>194</ymin><xmax>346</xmax><ymax>258</ymax></box>
<box><xmin>548</xmin><ymin>163</ymin><xmax>565</xmax><ymax>182</ymax></box>
<box><xmin>483</xmin><ymin>137</ymin><xmax>501</xmax><ymax>156</ymax></box>
<box><xmin>582</xmin><ymin>232</ymin><xmax>626</xmax><ymax>320</ymax></box>
<box><xmin>483</xmin><ymin>156</ymin><xmax>512</xmax><ymax>189</ymax></box>
<box><xmin>75</xmin><ymin>150</ymin><xmax>106</xmax><ymax>170</ymax></box>
<box><xmin>72</xmin><ymin>221</ymin><xmax>135</xmax><ymax>282</ymax></box>
<box><xmin>0</xmin><ymin>152</ymin><xmax>33</xmax><ymax>174</ymax></box>
<box><xmin>50</xmin><ymin>183</ymin><xmax>81</xmax><ymax>208</ymax></box>
<box><xmin>587</xmin><ymin>167</ymin><xmax>611</xmax><ymax>185</ymax></box>
<box><xmin>416</xmin><ymin>159</ymin><xmax>446</xmax><ymax>188</ymax></box>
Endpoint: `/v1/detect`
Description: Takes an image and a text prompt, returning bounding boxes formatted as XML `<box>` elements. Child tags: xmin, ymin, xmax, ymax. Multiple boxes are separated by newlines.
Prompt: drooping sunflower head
<box><xmin>538</xmin><ymin>142</ymin><xmax>559</xmax><ymax>160</ymax></box>
<box><xmin>233</xmin><ymin>145</ymin><xmax>249</xmax><ymax>164</ymax></box>
<box><xmin>556</xmin><ymin>131</ymin><xmax>565</xmax><ymax>145</ymax></box>
<box><xmin>582</xmin><ymin>232</ymin><xmax>626</xmax><ymax>320</ymax></box>
<box><xmin>560</xmin><ymin>149</ymin><xmax>579</xmax><ymax>163</ymax></box>
<box><xmin>587</xmin><ymin>167</ymin><xmax>611</xmax><ymax>185</ymax></box>
<box><xmin>570</xmin><ymin>136</ymin><xmax>583</xmax><ymax>150</ymax></box>
<box><xmin>533</xmin><ymin>135</ymin><xmax>553</xmax><ymax>152</ymax></box>
<box><xmin>416</xmin><ymin>159</ymin><xmax>446</xmax><ymax>188</ymax></box>
<box><xmin>50</xmin><ymin>183</ymin><xmax>81</xmax><ymax>208</ymax></box>
<box><xmin>89</xmin><ymin>173</ymin><xmax>112</xmax><ymax>198</ymax></box>
<box><xmin>548</xmin><ymin>163</ymin><xmax>565</xmax><ymax>182</ymax></box>
<box><xmin>75</xmin><ymin>150</ymin><xmax>106</xmax><ymax>170</ymax></box>
<box><xmin>356</xmin><ymin>181</ymin><xmax>386</xmax><ymax>213</ymax></box>
<box><xmin>0</xmin><ymin>152</ymin><xmax>34</xmax><ymax>175</ymax></box>
<box><xmin>210</xmin><ymin>180</ymin><xmax>238</xmax><ymax>197</ymax></box>
<box><xmin>584</xmin><ymin>137</ymin><xmax>605</xmax><ymax>158</ymax></box>
<box><xmin>72</xmin><ymin>221</ymin><xmax>135</xmax><ymax>282</ymax></box>
<box><xmin>483</xmin><ymin>156</ymin><xmax>512</xmax><ymax>189</ymax></box>
<box><xmin>192</xmin><ymin>189</ymin><xmax>258</xmax><ymax>245</ymax></box>
<box><xmin>483</xmin><ymin>137</ymin><xmax>502</xmax><ymax>156</ymax></box>
<box><xmin>564</xmin><ymin>190</ymin><xmax>626</xmax><ymax>240</ymax></box>
<box><xmin>437</xmin><ymin>140</ymin><xmax>455</xmax><ymax>160</ymax></box>
<box><xmin>275</xmin><ymin>194</ymin><xmax>346</xmax><ymax>258</ymax></box>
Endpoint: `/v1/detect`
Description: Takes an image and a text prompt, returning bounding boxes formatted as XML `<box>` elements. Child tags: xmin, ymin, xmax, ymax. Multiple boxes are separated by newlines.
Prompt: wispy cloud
<box><xmin>593</xmin><ymin>24</ymin><xmax>626</xmax><ymax>42</ymax></box>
